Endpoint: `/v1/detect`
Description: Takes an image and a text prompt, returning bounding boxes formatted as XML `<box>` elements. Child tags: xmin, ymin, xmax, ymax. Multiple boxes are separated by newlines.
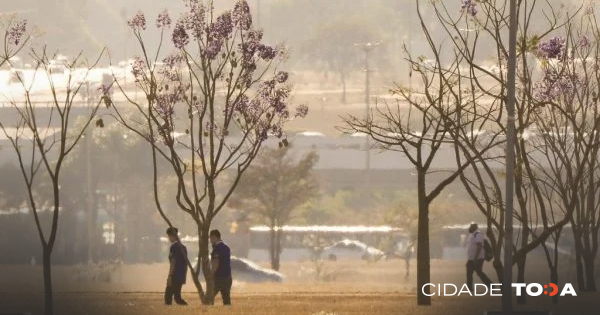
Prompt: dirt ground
<box><xmin>1</xmin><ymin>259</ymin><xmax>599</xmax><ymax>315</ymax></box>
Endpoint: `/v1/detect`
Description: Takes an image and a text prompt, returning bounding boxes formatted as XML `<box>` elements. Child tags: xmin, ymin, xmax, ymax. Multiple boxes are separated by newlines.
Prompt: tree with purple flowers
<box><xmin>110</xmin><ymin>0</ymin><xmax>307</xmax><ymax>304</ymax></box>
<box><xmin>0</xmin><ymin>17</ymin><xmax>29</xmax><ymax>67</ymax></box>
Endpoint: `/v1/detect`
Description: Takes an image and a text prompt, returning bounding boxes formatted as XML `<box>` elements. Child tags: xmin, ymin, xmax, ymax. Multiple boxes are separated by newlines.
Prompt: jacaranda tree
<box><xmin>109</xmin><ymin>0</ymin><xmax>307</xmax><ymax>304</ymax></box>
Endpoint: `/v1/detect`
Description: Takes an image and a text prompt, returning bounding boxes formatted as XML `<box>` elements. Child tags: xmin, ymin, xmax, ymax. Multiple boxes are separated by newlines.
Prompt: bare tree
<box><xmin>529</xmin><ymin>10</ymin><xmax>600</xmax><ymax>293</ymax></box>
<box><xmin>0</xmin><ymin>46</ymin><xmax>104</xmax><ymax>315</ymax></box>
<box><xmin>232</xmin><ymin>146</ymin><xmax>319</xmax><ymax>271</ymax></box>
<box><xmin>417</xmin><ymin>0</ymin><xmax>593</xmax><ymax>304</ymax></box>
<box><xmin>345</xmin><ymin>0</ymin><xmax>595</xmax><ymax>306</ymax></box>
<box><xmin>109</xmin><ymin>0</ymin><xmax>307</xmax><ymax>304</ymax></box>
<box><xmin>341</xmin><ymin>49</ymin><xmax>477</xmax><ymax>304</ymax></box>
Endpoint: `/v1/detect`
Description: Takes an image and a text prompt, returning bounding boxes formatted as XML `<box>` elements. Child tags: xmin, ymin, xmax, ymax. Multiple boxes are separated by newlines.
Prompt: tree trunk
<box><xmin>269</xmin><ymin>224</ymin><xmax>279</xmax><ymax>271</ymax></box>
<box><xmin>275</xmin><ymin>228</ymin><xmax>283</xmax><ymax>271</ymax></box>
<box><xmin>189</xmin><ymin>223</ymin><xmax>206</xmax><ymax>304</ymax></box>
<box><xmin>416</xmin><ymin>172</ymin><xmax>431</xmax><ymax>306</ymax></box>
<box><xmin>583</xmin><ymin>254</ymin><xmax>597</xmax><ymax>292</ymax></box>
<box><xmin>43</xmin><ymin>247</ymin><xmax>53</xmax><ymax>315</ymax></box>
<box><xmin>516</xmin><ymin>256</ymin><xmax>527</xmax><ymax>304</ymax></box>
<box><xmin>199</xmin><ymin>224</ymin><xmax>213</xmax><ymax>305</ymax></box>
<box><xmin>550</xmin><ymin>266</ymin><xmax>558</xmax><ymax>304</ymax></box>
<box><xmin>572</xmin><ymin>228</ymin><xmax>586</xmax><ymax>291</ymax></box>
<box><xmin>269</xmin><ymin>227</ymin><xmax>283</xmax><ymax>271</ymax></box>
<box><xmin>492</xmin><ymin>259</ymin><xmax>503</xmax><ymax>283</ymax></box>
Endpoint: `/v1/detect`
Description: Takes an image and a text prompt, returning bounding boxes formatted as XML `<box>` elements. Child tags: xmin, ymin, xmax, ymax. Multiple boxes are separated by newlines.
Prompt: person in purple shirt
<box><xmin>210</xmin><ymin>229</ymin><xmax>232</xmax><ymax>305</ymax></box>
<box><xmin>165</xmin><ymin>227</ymin><xmax>188</xmax><ymax>305</ymax></box>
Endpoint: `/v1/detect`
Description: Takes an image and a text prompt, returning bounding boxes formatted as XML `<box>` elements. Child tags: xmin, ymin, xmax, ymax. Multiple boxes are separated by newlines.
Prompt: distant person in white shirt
<box><xmin>466</xmin><ymin>223</ymin><xmax>491</xmax><ymax>291</ymax></box>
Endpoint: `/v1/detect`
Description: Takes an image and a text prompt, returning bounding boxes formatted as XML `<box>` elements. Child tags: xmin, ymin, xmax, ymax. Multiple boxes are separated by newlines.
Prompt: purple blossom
<box><xmin>534</xmin><ymin>68</ymin><xmax>581</xmax><ymax>102</ymax></box>
<box><xmin>159</xmin><ymin>66</ymin><xmax>181</xmax><ymax>82</ymax></box>
<box><xmin>233</xmin><ymin>95</ymin><xmax>250</xmax><ymax>112</ymax></box>
<box><xmin>461</xmin><ymin>0</ymin><xmax>477</xmax><ymax>17</ymax></box>
<box><xmin>295</xmin><ymin>104</ymin><xmax>308</xmax><ymax>118</ymax></box>
<box><xmin>262</xmin><ymin>86</ymin><xmax>290</xmax><ymax>118</ymax></box>
<box><xmin>128</xmin><ymin>12</ymin><xmax>147</xmax><ymax>30</ymax></box>
<box><xmin>172</xmin><ymin>20</ymin><xmax>189</xmax><ymax>49</ymax></box>
<box><xmin>238</xmin><ymin>30</ymin><xmax>263</xmax><ymax>62</ymax></box>
<box><xmin>238</xmin><ymin>98</ymin><xmax>262</xmax><ymax>122</ymax></box>
<box><xmin>248</xmin><ymin>99</ymin><xmax>262</xmax><ymax>117</ymax></box>
<box><xmin>160</xmin><ymin>53</ymin><xmax>184</xmax><ymax>80</ymax></box>
<box><xmin>8</xmin><ymin>19</ymin><xmax>27</xmax><ymax>46</ymax></box>
<box><xmin>155</xmin><ymin>83</ymin><xmax>187</xmax><ymax>118</ymax></box>
<box><xmin>240</xmin><ymin>69</ymin><xmax>255</xmax><ymax>88</ymax></box>
<box><xmin>131</xmin><ymin>57</ymin><xmax>146</xmax><ymax>81</ymax></box>
<box><xmin>275</xmin><ymin>71</ymin><xmax>289</xmax><ymax>83</ymax></box>
<box><xmin>245</xmin><ymin>29</ymin><xmax>263</xmax><ymax>44</ymax></box>
<box><xmin>155</xmin><ymin>96</ymin><xmax>175</xmax><ymax>118</ymax></box>
<box><xmin>156</xmin><ymin>10</ymin><xmax>172</xmax><ymax>28</ymax></box>
<box><xmin>538</xmin><ymin>37</ymin><xmax>565</xmax><ymax>59</ymax></box>
<box><xmin>163</xmin><ymin>53</ymin><xmax>184</xmax><ymax>68</ymax></box>
<box><xmin>259</xmin><ymin>79</ymin><xmax>276</xmax><ymax>98</ymax></box>
<box><xmin>239</xmin><ymin>42</ymin><xmax>255</xmax><ymax>63</ymax></box>
<box><xmin>183</xmin><ymin>0</ymin><xmax>206</xmax><ymax>40</ymax></box>
<box><xmin>232</xmin><ymin>0</ymin><xmax>252</xmax><ymax>31</ymax></box>
<box><xmin>210</xmin><ymin>11</ymin><xmax>234</xmax><ymax>40</ymax></box>
<box><xmin>257</xmin><ymin>44</ymin><xmax>278</xmax><ymax>61</ymax></box>
<box><xmin>205</xmin><ymin>38</ymin><xmax>223</xmax><ymax>60</ymax></box>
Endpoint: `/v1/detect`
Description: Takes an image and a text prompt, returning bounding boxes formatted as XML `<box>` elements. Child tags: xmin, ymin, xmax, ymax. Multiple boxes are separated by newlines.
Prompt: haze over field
<box><xmin>2</xmin><ymin>1</ymin><xmax>600</xmax><ymax>315</ymax></box>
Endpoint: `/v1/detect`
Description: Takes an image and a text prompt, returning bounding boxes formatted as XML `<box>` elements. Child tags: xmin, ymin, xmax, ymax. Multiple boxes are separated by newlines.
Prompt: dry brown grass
<box><xmin>1</xmin><ymin>292</ymin><xmax>599</xmax><ymax>315</ymax></box>
<box><xmin>1</xmin><ymin>259</ymin><xmax>599</xmax><ymax>315</ymax></box>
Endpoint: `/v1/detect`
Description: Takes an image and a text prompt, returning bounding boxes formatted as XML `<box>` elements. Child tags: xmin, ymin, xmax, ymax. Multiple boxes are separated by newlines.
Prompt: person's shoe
<box><xmin>176</xmin><ymin>300</ymin><xmax>188</xmax><ymax>306</ymax></box>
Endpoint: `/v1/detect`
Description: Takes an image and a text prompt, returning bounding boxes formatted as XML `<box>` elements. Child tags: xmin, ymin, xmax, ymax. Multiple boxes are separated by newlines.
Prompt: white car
<box><xmin>322</xmin><ymin>239</ymin><xmax>385</xmax><ymax>262</ymax></box>
<box><xmin>194</xmin><ymin>256</ymin><xmax>284</xmax><ymax>283</ymax></box>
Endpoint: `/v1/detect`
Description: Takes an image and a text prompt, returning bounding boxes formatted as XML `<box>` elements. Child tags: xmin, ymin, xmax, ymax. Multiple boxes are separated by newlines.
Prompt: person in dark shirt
<box><xmin>210</xmin><ymin>229</ymin><xmax>232</xmax><ymax>305</ymax></box>
<box><xmin>165</xmin><ymin>227</ymin><xmax>188</xmax><ymax>306</ymax></box>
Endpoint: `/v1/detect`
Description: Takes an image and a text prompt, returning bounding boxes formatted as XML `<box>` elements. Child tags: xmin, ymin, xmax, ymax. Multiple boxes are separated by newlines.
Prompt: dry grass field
<box><xmin>2</xmin><ymin>291</ymin><xmax>599</xmax><ymax>315</ymax></box>
<box><xmin>1</xmin><ymin>259</ymin><xmax>599</xmax><ymax>315</ymax></box>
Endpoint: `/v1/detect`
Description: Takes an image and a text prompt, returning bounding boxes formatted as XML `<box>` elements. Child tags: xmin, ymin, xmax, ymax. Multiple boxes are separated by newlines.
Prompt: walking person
<box><xmin>466</xmin><ymin>223</ymin><xmax>492</xmax><ymax>292</ymax></box>
<box><xmin>210</xmin><ymin>229</ymin><xmax>232</xmax><ymax>305</ymax></box>
<box><xmin>165</xmin><ymin>227</ymin><xmax>188</xmax><ymax>305</ymax></box>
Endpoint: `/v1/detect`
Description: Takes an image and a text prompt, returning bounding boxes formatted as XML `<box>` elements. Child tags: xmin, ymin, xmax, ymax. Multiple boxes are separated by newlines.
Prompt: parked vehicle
<box><xmin>194</xmin><ymin>256</ymin><xmax>284</xmax><ymax>283</ymax></box>
<box><xmin>322</xmin><ymin>239</ymin><xmax>385</xmax><ymax>262</ymax></box>
<box><xmin>230</xmin><ymin>256</ymin><xmax>284</xmax><ymax>283</ymax></box>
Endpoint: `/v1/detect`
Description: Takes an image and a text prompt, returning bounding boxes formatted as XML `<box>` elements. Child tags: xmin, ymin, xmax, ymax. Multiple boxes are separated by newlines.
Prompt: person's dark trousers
<box><xmin>165</xmin><ymin>282</ymin><xmax>187</xmax><ymax>305</ymax></box>
<box><xmin>466</xmin><ymin>259</ymin><xmax>492</xmax><ymax>291</ymax></box>
<box><xmin>214</xmin><ymin>277</ymin><xmax>233</xmax><ymax>305</ymax></box>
